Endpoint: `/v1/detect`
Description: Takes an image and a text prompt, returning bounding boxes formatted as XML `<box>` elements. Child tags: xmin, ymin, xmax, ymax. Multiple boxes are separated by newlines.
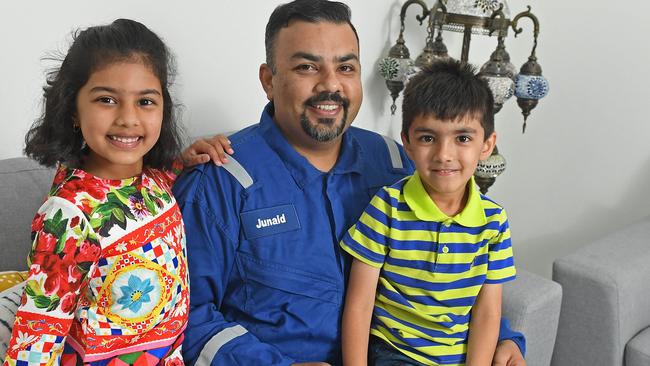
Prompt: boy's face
<box><xmin>401</xmin><ymin>114</ymin><xmax>496</xmax><ymax>206</ymax></box>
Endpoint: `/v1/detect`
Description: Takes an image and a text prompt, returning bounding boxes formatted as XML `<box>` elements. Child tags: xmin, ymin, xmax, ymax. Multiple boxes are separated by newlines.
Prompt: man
<box><xmin>174</xmin><ymin>1</ymin><xmax>526</xmax><ymax>365</ymax></box>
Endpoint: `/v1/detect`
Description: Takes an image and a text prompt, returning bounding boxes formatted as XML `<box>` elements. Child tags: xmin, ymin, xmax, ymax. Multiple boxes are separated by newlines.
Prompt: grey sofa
<box><xmin>0</xmin><ymin>157</ymin><xmax>54</xmax><ymax>272</ymax></box>
<box><xmin>0</xmin><ymin>157</ymin><xmax>563</xmax><ymax>365</ymax></box>
<box><xmin>552</xmin><ymin>216</ymin><xmax>650</xmax><ymax>366</ymax></box>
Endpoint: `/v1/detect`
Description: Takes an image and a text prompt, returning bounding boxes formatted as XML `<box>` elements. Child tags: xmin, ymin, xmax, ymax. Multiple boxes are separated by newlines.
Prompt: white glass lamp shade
<box><xmin>443</xmin><ymin>0</ymin><xmax>511</xmax><ymax>35</ymax></box>
<box><xmin>475</xmin><ymin>152</ymin><xmax>506</xmax><ymax>178</ymax></box>
<box><xmin>483</xmin><ymin>75</ymin><xmax>514</xmax><ymax>105</ymax></box>
<box><xmin>378</xmin><ymin>56</ymin><xmax>415</xmax><ymax>82</ymax></box>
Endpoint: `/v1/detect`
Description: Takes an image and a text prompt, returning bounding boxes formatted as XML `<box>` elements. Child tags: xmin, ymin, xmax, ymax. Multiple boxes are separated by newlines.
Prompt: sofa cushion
<box><xmin>0</xmin><ymin>271</ymin><xmax>28</xmax><ymax>292</ymax></box>
<box><xmin>0</xmin><ymin>158</ymin><xmax>54</xmax><ymax>272</ymax></box>
<box><xmin>0</xmin><ymin>282</ymin><xmax>25</xmax><ymax>363</ymax></box>
<box><xmin>626</xmin><ymin>326</ymin><xmax>650</xmax><ymax>366</ymax></box>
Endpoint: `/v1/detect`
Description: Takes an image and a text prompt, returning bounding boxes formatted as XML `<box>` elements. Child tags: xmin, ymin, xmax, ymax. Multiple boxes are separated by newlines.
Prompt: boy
<box><xmin>340</xmin><ymin>60</ymin><xmax>516</xmax><ymax>366</ymax></box>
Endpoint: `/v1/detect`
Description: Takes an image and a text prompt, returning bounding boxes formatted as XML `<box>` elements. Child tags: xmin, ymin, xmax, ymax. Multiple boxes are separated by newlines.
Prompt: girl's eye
<box><xmin>97</xmin><ymin>97</ymin><xmax>116</xmax><ymax>104</ymax></box>
<box><xmin>139</xmin><ymin>99</ymin><xmax>155</xmax><ymax>106</ymax></box>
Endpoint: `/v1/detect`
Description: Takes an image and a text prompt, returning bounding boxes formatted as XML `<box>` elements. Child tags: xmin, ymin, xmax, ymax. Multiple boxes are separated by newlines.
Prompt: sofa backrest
<box><xmin>0</xmin><ymin>158</ymin><xmax>54</xmax><ymax>272</ymax></box>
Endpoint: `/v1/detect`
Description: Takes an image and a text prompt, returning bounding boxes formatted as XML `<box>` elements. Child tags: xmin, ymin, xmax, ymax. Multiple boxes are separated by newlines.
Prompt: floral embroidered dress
<box><xmin>4</xmin><ymin>163</ymin><xmax>188</xmax><ymax>366</ymax></box>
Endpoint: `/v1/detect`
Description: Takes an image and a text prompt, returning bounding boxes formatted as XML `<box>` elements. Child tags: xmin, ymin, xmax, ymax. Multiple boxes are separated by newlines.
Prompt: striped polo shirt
<box><xmin>340</xmin><ymin>172</ymin><xmax>516</xmax><ymax>366</ymax></box>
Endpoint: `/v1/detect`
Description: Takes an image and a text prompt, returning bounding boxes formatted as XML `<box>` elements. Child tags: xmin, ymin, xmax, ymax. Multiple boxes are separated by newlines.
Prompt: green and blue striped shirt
<box><xmin>340</xmin><ymin>172</ymin><xmax>516</xmax><ymax>366</ymax></box>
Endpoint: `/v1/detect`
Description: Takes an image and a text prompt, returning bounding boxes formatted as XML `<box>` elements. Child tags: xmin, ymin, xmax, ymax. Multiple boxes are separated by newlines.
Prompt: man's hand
<box><xmin>492</xmin><ymin>339</ymin><xmax>526</xmax><ymax>366</ymax></box>
<box><xmin>291</xmin><ymin>363</ymin><xmax>331</xmax><ymax>366</ymax></box>
<box><xmin>182</xmin><ymin>134</ymin><xmax>234</xmax><ymax>167</ymax></box>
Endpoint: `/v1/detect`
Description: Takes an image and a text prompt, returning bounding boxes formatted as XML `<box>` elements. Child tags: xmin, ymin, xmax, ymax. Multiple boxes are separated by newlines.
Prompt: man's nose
<box><xmin>315</xmin><ymin>67</ymin><xmax>341</xmax><ymax>94</ymax></box>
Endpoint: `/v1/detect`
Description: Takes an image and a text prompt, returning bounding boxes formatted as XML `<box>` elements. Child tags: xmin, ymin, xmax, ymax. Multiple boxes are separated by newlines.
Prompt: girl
<box><xmin>4</xmin><ymin>19</ymin><xmax>230</xmax><ymax>366</ymax></box>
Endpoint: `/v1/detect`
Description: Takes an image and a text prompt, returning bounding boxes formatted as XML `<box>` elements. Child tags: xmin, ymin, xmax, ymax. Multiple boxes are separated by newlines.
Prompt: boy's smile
<box><xmin>402</xmin><ymin>114</ymin><xmax>496</xmax><ymax>215</ymax></box>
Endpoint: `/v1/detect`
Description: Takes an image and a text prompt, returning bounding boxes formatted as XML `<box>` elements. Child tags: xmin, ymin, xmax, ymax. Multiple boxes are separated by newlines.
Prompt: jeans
<box><xmin>368</xmin><ymin>337</ymin><xmax>427</xmax><ymax>366</ymax></box>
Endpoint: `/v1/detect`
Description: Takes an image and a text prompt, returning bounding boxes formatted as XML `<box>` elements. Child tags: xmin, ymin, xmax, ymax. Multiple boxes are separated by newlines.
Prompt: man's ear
<box><xmin>480</xmin><ymin>132</ymin><xmax>497</xmax><ymax>160</ymax></box>
<box><xmin>401</xmin><ymin>131</ymin><xmax>414</xmax><ymax>161</ymax></box>
<box><xmin>259</xmin><ymin>63</ymin><xmax>274</xmax><ymax>101</ymax></box>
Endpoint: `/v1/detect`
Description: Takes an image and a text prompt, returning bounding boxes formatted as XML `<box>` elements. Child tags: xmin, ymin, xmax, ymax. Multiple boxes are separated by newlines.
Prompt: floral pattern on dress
<box><xmin>4</xmin><ymin>161</ymin><xmax>187</xmax><ymax>366</ymax></box>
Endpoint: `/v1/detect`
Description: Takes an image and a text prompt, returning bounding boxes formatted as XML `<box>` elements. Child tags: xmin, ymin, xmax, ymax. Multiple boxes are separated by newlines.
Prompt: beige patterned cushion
<box><xmin>0</xmin><ymin>282</ymin><xmax>26</xmax><ymax>363</ymax></box>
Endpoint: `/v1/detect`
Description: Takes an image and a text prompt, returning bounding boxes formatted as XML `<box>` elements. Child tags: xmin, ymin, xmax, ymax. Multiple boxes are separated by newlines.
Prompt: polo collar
<box><xmin>259</xmin><ymin>103</ymin><xmax>363</xmax><ymax>189</ymax></box>
<box><xmin>403</xmin><ymin>172</ymin><xmax>487</xmax><ymax>227</ymax></box>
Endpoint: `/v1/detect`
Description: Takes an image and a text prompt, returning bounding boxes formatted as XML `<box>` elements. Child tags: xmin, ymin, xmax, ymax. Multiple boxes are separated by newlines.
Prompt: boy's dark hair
<box><xmin>265</xmin><ymin>0</ymin><xmax>359</xmax><ymax>73</ymax></box>
<box><xmin>24</xmin><ymin>18</ymin><xmax>182</xmax><ymax>169</ymax></box>
<box><xmin>402</xmin><ymin>59</ymin><xmax>495</xmax><ymax>141</ymax></box>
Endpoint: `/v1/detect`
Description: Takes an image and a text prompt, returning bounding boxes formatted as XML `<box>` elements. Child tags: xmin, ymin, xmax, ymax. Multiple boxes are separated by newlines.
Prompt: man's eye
<box><xmin>339</xmin><ymin>65</ymin><xmax>355</xmax><ymax>72</ymax></box>
<box><xmin>296</xmin><ymin>64</ymin><xmax>316</xmax><ymax>72</ymax></box>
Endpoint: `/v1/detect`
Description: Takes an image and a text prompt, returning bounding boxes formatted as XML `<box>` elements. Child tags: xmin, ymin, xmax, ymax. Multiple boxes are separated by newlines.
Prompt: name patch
<box><xmin>240</xmin><ymin>204</ymin><xmax>301</xmax><ymax>240</ymax></box>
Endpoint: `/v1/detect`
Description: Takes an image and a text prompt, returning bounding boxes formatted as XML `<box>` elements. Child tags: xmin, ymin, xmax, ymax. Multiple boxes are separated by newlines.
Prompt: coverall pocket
<box><xmin>238</xmin><ymin>253</ymin><xmax>341</xmax><ymax>305</ymax></box>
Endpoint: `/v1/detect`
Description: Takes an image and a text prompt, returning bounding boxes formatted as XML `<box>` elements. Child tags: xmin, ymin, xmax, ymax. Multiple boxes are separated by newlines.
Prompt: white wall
<box><xmin>1</xmin><ymin>1</ymin><xmax>649</xmax><ymax>278</ymax></box>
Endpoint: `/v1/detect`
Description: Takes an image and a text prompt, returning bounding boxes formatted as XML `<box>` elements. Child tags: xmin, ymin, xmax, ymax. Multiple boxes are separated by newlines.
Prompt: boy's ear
<box><xmin>259</xmin><ymin>63</ymin><xmax>274</xmax><ymax>101</ymax></box>
<box><xmin>401</xmin><ymin>132</ymin><xmax>414</xmax><ymax>161</ymax></box>
<box><xmin>480</xmin><ymin>132</ymin><xmax>497</xmax><ymax>160</ymax></box>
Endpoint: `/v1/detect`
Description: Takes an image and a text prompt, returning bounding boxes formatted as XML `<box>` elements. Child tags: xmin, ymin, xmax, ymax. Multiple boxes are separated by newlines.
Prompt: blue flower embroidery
<box><xmin>117</xmin><ymin>275</ymin><xmax>155</xmax><ymax>313</ymax></box>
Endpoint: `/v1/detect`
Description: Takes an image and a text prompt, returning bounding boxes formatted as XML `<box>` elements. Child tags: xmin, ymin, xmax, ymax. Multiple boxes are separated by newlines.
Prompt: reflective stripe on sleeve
<box><xmin>221</xmin><ymin>156</ymin><xmax>254</xmax><ymax>189</ymax></box>
<box><xmin>197</xmin><ymin>325</ymin><xmax>248</xmax><ymax>365</ymax></box>
<box><xmin>381</xmin><ymin>135</ymin><xmax>404</xmax><ymax>170</ymax></box>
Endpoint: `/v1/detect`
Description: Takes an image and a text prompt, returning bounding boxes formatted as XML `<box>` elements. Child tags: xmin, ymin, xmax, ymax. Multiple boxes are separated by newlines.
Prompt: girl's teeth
<box><xmin>110</xmin><ymin>136</ymin><xmax>139</xmax><ymax>143</ymax></box>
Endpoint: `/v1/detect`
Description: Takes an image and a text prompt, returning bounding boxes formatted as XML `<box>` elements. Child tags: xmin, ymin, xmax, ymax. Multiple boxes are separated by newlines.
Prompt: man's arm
<box><xmin>494</xmin><ymin>319</ymin><xmax>526</xmax><ymax>366</ymax></box>
<box><xmin>174</xmin><ymin>169</ymin><xmax>297</xmax><ymax>366</ymax></box>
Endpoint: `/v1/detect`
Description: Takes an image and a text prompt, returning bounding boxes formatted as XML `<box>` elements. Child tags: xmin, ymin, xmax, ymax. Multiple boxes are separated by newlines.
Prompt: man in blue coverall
<box><xmin>173</xmin><ymin>1</ymin><xmax>527</xmax><ymax>365</ymax></box>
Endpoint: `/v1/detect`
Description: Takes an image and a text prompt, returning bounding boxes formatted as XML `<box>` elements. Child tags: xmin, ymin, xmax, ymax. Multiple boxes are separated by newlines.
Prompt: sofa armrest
<box><xmin>552</xmin><ymin>216</ymin><xmax>650</xmax><ymax>366</ymax></box>
<box><xmin>502</xmin><ymin>269</ymin><xmax>562</xmax><ymax>366</ymax></box>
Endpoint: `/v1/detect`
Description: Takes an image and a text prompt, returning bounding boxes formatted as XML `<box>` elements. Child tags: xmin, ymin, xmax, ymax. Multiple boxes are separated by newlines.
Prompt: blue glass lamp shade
<box><xmin>515</xmin><ymin>74</ymin><xmax>549</xmax><ymax>100</ymax></box>
<box><xmin>514</xmin><ymin>57</ymin><xmax>549</xmax><ymax>132</ymax></box>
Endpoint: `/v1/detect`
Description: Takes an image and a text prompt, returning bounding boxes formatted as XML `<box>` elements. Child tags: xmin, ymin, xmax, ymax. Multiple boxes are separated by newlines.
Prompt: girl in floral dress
<box><xmin>3</xmin><ymin>19</ymin><xmax>231</xmax><ymax>366</ymax></box>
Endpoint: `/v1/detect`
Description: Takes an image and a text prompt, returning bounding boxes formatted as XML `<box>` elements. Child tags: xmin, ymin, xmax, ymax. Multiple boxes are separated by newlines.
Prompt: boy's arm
<box><xmin>342</xmin><ymin>258</ymin><xmax>382</xmax><ymax>366</ymax></box>
<box><xmin>181</xmin><ymin>134</ymin><xmax>234</xmax><ymax>167</ymax></box>
<box><xmin>466</xmin><ymin>283</ymin><xmax>502</xmax><ymax>366</ymax></box>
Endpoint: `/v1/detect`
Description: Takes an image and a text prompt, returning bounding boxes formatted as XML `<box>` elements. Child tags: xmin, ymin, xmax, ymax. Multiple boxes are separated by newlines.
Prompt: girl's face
<box><xmin>76</xmin><ymin>60</ymin><xmax>163</xmax><ymax>179</ymax></box>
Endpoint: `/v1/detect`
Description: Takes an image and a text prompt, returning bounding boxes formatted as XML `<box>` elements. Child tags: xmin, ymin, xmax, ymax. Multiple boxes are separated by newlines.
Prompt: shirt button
<box><xmin>444</xmin><ymin>220</ymin><xmax>452</xmax><ymax>228</ymax></box>
<box><xmin>442</xmin><ymin>245</ymin><xmax>449</xmax><ymax>254</ymax></box>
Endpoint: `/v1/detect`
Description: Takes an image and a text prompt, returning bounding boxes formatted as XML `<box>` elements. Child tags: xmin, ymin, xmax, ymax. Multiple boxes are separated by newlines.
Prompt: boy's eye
<box><xmin>457</xmin><ymin>135</ymin><xmax>472</xmax><ymax>143</ymax></box>
<box><xmin>419</xmin><ymin>135</ymin><xmax>434</xmax><ymax>143</ymax></box>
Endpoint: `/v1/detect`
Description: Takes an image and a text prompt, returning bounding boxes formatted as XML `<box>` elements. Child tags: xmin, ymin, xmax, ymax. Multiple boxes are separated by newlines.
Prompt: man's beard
<box><xmin>300</xmin><ymin>92</ymin><xmax>350</xmax><ymax>142</ymax></box>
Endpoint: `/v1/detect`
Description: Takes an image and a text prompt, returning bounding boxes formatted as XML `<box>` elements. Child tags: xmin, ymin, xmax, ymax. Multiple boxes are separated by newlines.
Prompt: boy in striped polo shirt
<box><xmin>340</xmin><ymin>60</ymin><xmax>516</xmax><ymax>366</ymax></box>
